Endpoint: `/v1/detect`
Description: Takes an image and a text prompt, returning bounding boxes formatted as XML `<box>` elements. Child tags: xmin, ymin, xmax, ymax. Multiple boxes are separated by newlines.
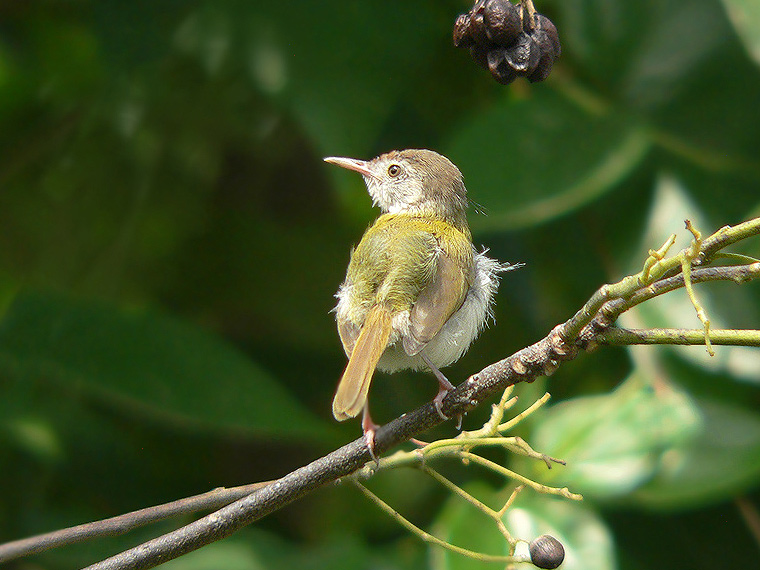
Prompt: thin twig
<box><xmin>0</xmin><ymin>483</ymin><xmax>272</xmax><ymax>563</ymax></box>
<box><xmin>698</xmin><ymin>218</ymin><xmax>760</xmax><ymax>263</ymax></box>
<box><xmin>459</xmin><ymin>453</ymin><xmax>582</xmax><ymax>500</ymax></box>
<box><xmin>352</xmin><ymin>481</ymin><xmax>516</xmax><ymax>563</ymax></box>
<box><xmin>681</xmin><ymin>220</ymin><xmax>714</xmax><ymax>355</ymax></box>
<box><xmin>422</xmin><ymin>467</ymin><xmax>501</xmax><ymax>520</ymax></box>
<box><xmin>598</xmin><ymin>328</ymin><xmax>760</xmax><ymax>346</ymax></box>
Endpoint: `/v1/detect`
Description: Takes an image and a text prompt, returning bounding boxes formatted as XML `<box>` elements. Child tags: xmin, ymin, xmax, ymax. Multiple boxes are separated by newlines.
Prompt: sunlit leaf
<box><xmin>528</xmin><ymin>373</ymin><xmax>702</xmax><ymax>499</ymax></box>
<box><xmin>1</xmin><ymin>416</ymin><xmax>64</xmax><ymax>464</ymax></box>
<box><xmin>720</xmin><ymin>0</ymin><xmax>760</xmax><ymax>65</ymax></box>
<box><xmin>431</xmin><ymin>482</ymin><xmax>506</xmax><ymax>570</ymax></box>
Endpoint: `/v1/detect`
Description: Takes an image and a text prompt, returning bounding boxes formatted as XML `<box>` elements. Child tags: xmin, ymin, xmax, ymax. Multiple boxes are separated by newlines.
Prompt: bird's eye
<box><xmin>388</xmin><ymin>164</ymin><xmax>401</xmax><ymax>177</ymax></box>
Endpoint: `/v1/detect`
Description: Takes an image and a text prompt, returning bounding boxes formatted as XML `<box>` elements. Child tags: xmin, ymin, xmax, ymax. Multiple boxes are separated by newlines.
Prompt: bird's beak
<box><xmin>324</xmin><ymin>156</ymin><xmax>377</xmax><ymax>179</ymax></box>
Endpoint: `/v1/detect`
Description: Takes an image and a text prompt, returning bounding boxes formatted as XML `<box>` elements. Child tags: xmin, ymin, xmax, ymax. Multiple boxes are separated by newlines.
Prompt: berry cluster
<box><xmin>453</xmin><ymin>0</ymin><xmax>560</xmax><ymax>84</ymax></box>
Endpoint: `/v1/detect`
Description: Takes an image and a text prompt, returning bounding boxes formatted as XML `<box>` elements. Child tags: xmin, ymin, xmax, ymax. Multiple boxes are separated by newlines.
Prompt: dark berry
<box><xmin>529</xmin><ymin>535</ymin><xmax>565</xmax><ymax>570</ymax></box>
<box><xmin>505</xmin><ymin>32</ymin><xmax>540</xmax><ymax>74</ymax></box>
<box><xmin>535</xmin><ymin>14</ymin><xmax>561</xmax><ymax>57</ymax></box>
<box><xmin>483</xmin><ymin>0</ymin><xmax>522</xmax><ymax>44</ymax></box>
<box><xmin>527</xmin><ymin>52</ymin><xmax>554</xmax><ymax>82</ymax></box>
<box><xmin>469</xmin><ymin>1</ymin><xmax>490</xmax><ymax>45</ymax></box>
<box><xmin>531</xmin><ymin>29</ymin><xmax>556</xmax><ymax>59</ymax></box>
<box><xmin>526</xmin><ymin>28</ymin><xmax>557</xmax><ymax>82</ymax></box>
<box><xmin>487</xmin><ymin>47</ymin><xmax>518</xmax><ymax>84</ymax></box>
<box><xmin>453</xmin><ymin>13</ymin><xmax>474</xmax><ymax>48</ymax></box>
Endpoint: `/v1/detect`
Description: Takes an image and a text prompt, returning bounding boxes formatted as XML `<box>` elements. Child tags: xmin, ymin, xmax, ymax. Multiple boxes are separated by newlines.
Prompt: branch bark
<box><xmin>80</xmin><ymin>323</ymin><xmax>579</xmax><ymax>570</ymax></box>
<box><xmin>3</xmin><ymin>218</ymin><xmax>760</xmax><ymax>570</ymax></box>
<box><xmin>0</xmin><ymin>483</ymin><xmax>271</xmax><ymax>563</ymax></box>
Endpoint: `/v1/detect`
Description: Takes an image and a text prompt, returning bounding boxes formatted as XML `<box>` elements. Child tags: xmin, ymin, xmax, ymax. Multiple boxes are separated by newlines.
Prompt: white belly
<box><xmin>336</xmin><ymin>250</ymin><xmax>509</xmax><ymax>373</ymax></box>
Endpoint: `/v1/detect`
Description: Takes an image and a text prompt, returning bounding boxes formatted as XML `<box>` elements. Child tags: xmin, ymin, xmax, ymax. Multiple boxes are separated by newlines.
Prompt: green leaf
<box><xmin>93</xmin><ymin>0</ymin><xmax>192</xmax><ymax>70</ymax></box>
<box><xmin>159</xmin><ymin>527</ymin><xmax>417</xmax><ymax>570</ymax></box>
<box><xmin>553</xmin><ymin>0</ymin><xmax>652</xmax><ymax>88</ymax></box>
<box><xmin>0</xmin><ymin>291</ymin><xmax>333</xmax><ymax>441</ymax></box>
<box><xmin>631</xmin><ymin>398</ymin><xmax>760</xmax><ymax>508</ymax></box>
<box><xmin>2</xmin><ymin>416</ymin><xmax>64</xmax><ymax>464</ymax></box>
<box><xmin>528</xmin><ymin>373</ymin><xmax>702</xmax><ymax>499</ymax></box>
<box><xmin>445</xmin><ymin>89</ymin><xmax>651</xmax><ymax>232</ymax></box>
<box><xmin>557</xmin><ymin>0</ymin><xmax>735</xmax><ymax>108</ymax></box>
<box><xmin>720</xmin><ymin>0</ymin><xmax>760</xmax><ymax>65</ymax></box>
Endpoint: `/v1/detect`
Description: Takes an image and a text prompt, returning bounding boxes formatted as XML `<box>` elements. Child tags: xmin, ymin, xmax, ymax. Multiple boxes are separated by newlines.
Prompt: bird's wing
<box><xmin>402</xmin><ymin>247</ymin><xmax>469</xmax><ymax>357</ymax></box>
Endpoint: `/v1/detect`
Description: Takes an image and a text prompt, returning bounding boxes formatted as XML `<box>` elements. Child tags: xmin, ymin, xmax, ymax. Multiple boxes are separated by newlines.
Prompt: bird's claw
<box><xmin>362</xmin><ymin>406</ymin><xmax>380</xmax><ymax>465</ymax></box>
<box><xmin>433</xmin><ymin>390</ymin><xmax>450</xmax><ymax>420</ymax></box>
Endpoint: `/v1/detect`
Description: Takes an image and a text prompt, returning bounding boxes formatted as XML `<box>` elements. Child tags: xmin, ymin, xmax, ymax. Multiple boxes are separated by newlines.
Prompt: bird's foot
<box><xmin>433</xmin><ymin>388</ymin><xmax>451</xmax><ymax>421</ymax></box>
<box><xmin>362</xmin><ymin>407</ymin><xmax>380</xmax><ymax>464</ymax></box>
<box><xmin>421</xmin><ymin>352</ymin><xmax>456</xmax><ymax>421</ymax></box>
<box><xmin>433</xmin><ymin>389</ymin><xmax>463</xmax><ymax>428</ymax></box>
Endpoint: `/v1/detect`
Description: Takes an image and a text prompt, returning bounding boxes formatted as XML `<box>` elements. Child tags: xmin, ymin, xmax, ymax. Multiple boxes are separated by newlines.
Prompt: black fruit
<box><xmin>484</xmin><ymin>0</ymin><xmax>522</xmax><ymax>44</ymax></box>
<box><xmin>453</xmin><ymin>13</ymin><xmax>474</xmax><ymax>48</ymax></box>
<box><xmin>487</xmin><ymin>47</ymin><xmax>518</xmax><ymax>84</ymax></box>
<box><xmin>529</xmin><ymin>535</ymin><xmax>565</xmax><ymax>570</ymax></box>
<box><xmin>453</xmin><ymin>0</ymin><xmax>561</xmax><ymax>84</ymax></box>
<box><xmin>504</xmin><ymin>32</ymin><xmax>540</xmax><ymax>73</ymax></box>
<box><xmin>534</xmin><ymin>13</ymin><xmax>561</xmax><ymax>57</ymax></box>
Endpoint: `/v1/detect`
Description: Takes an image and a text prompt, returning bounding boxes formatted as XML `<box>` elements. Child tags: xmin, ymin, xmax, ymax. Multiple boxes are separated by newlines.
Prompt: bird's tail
<box><xmin>332</xmin><ymin>305</ymin><xmax>392</xmax><ymax>420</ymax></box>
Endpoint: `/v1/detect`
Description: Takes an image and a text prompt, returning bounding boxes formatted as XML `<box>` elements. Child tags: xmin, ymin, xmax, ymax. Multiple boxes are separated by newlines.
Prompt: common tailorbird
<box><xmin>324</xmin><ymin>149</ymin><xmax>514</xmax><ymax>452</ymax></box>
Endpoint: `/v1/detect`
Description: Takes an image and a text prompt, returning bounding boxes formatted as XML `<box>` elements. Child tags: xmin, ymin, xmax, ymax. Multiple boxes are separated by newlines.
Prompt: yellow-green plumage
<box><xmin>340</xmin><ymin>213</ymin><xmax>472</xmax><ymax>333</ymax></box>
<box><xmin>325</xmin><ymin>149</ymin><xmax>506</xmax><ymax>425</ymax></box>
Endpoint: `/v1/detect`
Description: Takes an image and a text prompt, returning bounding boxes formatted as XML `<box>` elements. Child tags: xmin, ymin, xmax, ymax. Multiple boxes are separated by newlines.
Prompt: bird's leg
<box><xmin>420</xmin><ymin>352</ymin><xmax>455</xmax><ymax>421</ymax></box>
<box><xmin>362</xmin><ymin>405</ymin><xmax>380</xmax><ymax>464</ymax></box>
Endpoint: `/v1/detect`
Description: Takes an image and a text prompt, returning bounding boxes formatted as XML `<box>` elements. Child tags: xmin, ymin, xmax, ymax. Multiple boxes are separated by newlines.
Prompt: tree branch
<box><xmin>0</xmin><ymin>483</ymin><xmax>271</xmax><ymax>563</ymax></box>
<box><xmin>3</xmin><ymin>218</ymin><xmax>760</xmax><ymax>570</ymax></box>
<box><xmin>79</xmin><ymin>325</ymin><xmax>581</xmax><ymax>570</ymax></box>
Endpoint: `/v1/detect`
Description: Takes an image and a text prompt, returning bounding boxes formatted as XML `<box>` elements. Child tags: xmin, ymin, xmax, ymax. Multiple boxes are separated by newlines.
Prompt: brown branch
<box><xmin>76</xmin><ymin>324</ymin><xmax>580</xmax><ymax>570</ymax></box>
<box><xmin>3</xmin><ymin>219</ymin><xmax>759</xmax><ymax>570</ymax></box>
<box><xmin>0</xmin><ymin>483</ymin><xmax>272</xmax><ymax>563</ymax></box>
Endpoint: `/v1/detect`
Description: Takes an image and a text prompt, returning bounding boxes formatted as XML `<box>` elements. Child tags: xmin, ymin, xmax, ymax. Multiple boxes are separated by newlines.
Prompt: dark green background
<box><xmin>1</xmin><ymin>1</ymin><xmax>759</xmax><ymax>569</ymax></box>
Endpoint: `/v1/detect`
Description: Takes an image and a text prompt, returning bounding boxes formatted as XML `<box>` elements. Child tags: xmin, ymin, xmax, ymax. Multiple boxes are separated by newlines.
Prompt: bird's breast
<box><xmin>335</xmin><ymin>213</ymin><xmax>478</xmax><ymax>361</ymax></box>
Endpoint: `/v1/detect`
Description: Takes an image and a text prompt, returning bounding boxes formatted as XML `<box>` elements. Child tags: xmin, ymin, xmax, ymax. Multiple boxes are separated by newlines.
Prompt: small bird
<box><xmin>324</xmin><ymin>149</ymin><xmax>513</xmax><ymax>452</ymax></box>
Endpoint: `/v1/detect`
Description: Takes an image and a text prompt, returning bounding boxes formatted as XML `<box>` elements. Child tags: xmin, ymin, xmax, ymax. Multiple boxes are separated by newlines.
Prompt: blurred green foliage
<box><xmin>1</xmin><ymin>1</ymin><xmax>759</xmax><ymax>569</ymax></box>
